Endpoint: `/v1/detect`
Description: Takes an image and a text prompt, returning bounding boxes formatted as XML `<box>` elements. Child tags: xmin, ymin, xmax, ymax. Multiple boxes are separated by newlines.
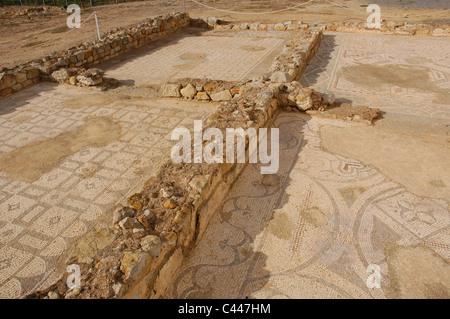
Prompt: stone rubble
<box><xmin>210</xmin><ymin>89</ymin><xmax>233</xmax><ymax>102</ymax></box>
<box><xmin>198</xmin><ymin>16</ymin><xmax>450</xmax><ymax>38</ymax></box>
<box><xmin>3</xmin><ymin>12</ymin><xmax>448</xmax><ymax>99</ymax></box>
<box><xmin>51</xmin><ymin>67</ymin><xmax>106</xmax><ymax>87</ymax></box>
<box><xmin>180</xmin><ymin>83</ymin><xmax>197</xmax><ymax>99</ymax></box>
<box><xmin>25</xmin><ymin>18</ymin><xmax>382</xmax><ymax>300</ymax></box>
<box><xmin>76</xmin><ymin>68</ymin><xmax>105</xmax><ymax>86</ymax></box>
<box><xmin>0</xmin><ymin>12</ymin><xmax>190</xmax><ymax>97</ymax></box>
<box><xmin>140</xmin><ymin>235</ymin><xmax>162</xmax><ymax>256</ymax></box>
<box><xmin>270</xmin><ymin>71</ymin><xmax>292</xmax><ymax>83</ymax></box>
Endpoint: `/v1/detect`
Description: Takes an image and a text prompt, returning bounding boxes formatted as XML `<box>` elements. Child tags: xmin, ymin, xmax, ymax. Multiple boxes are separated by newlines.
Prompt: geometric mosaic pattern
<box><xmin>301</xmin><ymin>32</ymin><xmax>450</xmax><ymax>122</ymax></box>
<box><xmin>106</xmin><ymin>30</ymin><xmax>286</xmax><ymax>85</ymax></box>
<box><xmin>172</xmin><ymin>112</ymin><xmax>449</xmax><ymax>299</ymax></box>
<box><xmin>0</xmin><ymin>83</ymin><xmax>212</xmax><ymax>298</ymax></box>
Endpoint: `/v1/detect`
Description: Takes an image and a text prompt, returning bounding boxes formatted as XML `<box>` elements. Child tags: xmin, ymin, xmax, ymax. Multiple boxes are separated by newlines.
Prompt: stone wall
<box><xmin>0</xmin><ymin>12</ymin><xmax>190</xmax><ymax>97</ymax></box>
<box><xmin>29</xmin><ymin>29</ymin><xmax>324</xmax><ymax>300</ymax></box>
<box><xmin>200</xmin><ymin>17</ymin><xmax>450</xmax><ymax>37</ymax></box>
<box><xmin>110</xmin><ymin>30</ymin><xmax>324</xmax><ymax>300</ymax></box>
<box><xmin>327</xmin><ymin>21</ymin><xmax>450</xmax><ymax>36</ymax></box>
<box><xmin>12</xmin><ymin>14</ymin><xmax>379</xmax><ymax>299</ymax></box>
<box><xmin>3</xmin><ymin>13</ymin><xmax>447</xmax><ymax>98</ymax></box>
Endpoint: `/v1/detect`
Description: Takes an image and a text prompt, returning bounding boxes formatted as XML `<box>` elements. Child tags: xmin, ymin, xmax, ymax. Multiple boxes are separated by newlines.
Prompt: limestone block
<box><xmin>120</xmin><ymin>252</ymin><xmax>149</xmax><ymax>281</ymax></box>
<box><xmin>15</xmin><ymin>72</ymin><xmax>27</xmax><ymax>84</ymax></box>
<box><xmin>270</xmin><ymin>71</ymin><xmax>292</xmax><ymax>83</ymax></box>
<box><xmin>51</xmin><ymin>68</ymin><xmax>70</xmax><ymax>83</ymax></box>
<box><xmin>162</xmin><ymin>83</ymin><xmax>181</xmax><ymax>97</ymax></box>
<box><xmin>140</xmin><ymin>235</ymin><xmax>162</xmax><ymax>257</ymax></box>
<box><xmin>195</xmin><ymin>91</ymin><xmax>210</xmax><ymax>100</ymax></box>
<box><xmin>180</xmin><ymin>83</ymin><xmax>197</xmax><ymax>99</ymax></box>
<box><xmin>210</xmin><ymin>89</ymin><xmax>232</xmax><ymax>101</ymax></box>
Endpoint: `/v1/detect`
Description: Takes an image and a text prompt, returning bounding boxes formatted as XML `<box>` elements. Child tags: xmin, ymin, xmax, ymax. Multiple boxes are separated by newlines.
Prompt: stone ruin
<box><xmin>1</xmin><ymin>11</ymin><xmax>444</xmax><ymax>299</ymax></box>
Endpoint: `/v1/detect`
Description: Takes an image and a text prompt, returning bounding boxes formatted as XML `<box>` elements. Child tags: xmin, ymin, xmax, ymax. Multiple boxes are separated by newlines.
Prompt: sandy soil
<box><xmin>1</xmin><ymin>0</ymin><xmax>449</xmax><ymax>69</ymax></box>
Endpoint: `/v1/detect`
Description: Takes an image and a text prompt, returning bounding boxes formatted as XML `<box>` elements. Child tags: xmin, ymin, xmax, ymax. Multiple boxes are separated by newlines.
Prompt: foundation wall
<box><xmin>202</xmin><ymin>17</ymin><xmax>450</xmax><ymax>37</ymax></box>
<box><xmin>22</xmin><ymin>18</ymin><xmax>325</xmax><ymax>299</ymax></box>
<box><xmin>122</xmin><ymin>30</ymin><xmax>324</xmax><ymax>299</ymax></box>
<box><xmin>0</xmin><ymin>12</ymin><xmax>190</xmax><ymax>97</ymax></box>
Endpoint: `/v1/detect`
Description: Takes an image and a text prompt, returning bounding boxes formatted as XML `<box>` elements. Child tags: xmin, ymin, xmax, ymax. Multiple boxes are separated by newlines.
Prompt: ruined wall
<box><xmin>30</xmin><ymin>29</ymin><xmax>324</xmax><ymax>300</ymax></box>
<box><xmin>2</xmin><ymin>13</ymin><xmax>448</xmax><ymax>98</ymax></box>
<box><xmin>199</xmin><ymin>17</ymin><xmax>450</xmax><ymax>37</ymax></box>
<box><xmin>108</xmin><ymin>30</ymin><xmax>324</xmax><ymax>300</ymax></box>
<box><xmin>6</xmin><ymin>12</ymin><xmax>384</xmax><ymax>298</ymax></box>
<box><xmin>0</xmin><ymin>12</ymin><xmax>190</xmax><ymax>97</ymax></box>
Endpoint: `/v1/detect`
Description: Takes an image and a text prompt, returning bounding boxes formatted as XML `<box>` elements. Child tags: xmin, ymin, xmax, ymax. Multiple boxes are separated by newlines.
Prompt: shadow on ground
<box><xmin>171</xmin><ymin>111</ymin><xmax>313</xmax><ymax>298</ymax></box>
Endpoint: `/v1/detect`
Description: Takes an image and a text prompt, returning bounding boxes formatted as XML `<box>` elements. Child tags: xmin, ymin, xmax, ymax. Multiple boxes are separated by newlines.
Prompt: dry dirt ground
<box><xmin>1</xmin><ymin>0</ymin><xmax>450</xmax><ymax>68</ymax></box>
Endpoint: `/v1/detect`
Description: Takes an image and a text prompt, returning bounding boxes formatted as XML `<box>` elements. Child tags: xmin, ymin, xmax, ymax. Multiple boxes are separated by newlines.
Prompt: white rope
<box><xmin>187</xmin><ymin>0</ymin><xmax>317</xmax><ymax>15</ymax></box>
<box><xmin>39</xmin><ymin>12</ymin><xmax>96</xmax><ymax>46</ymax></box>
<box><xmin>187</xmin><ymin>0</ymin><xmax>449</xmax><ymax>19</ymax></box>
<box><xmin>397</xmin><ymin>9</ymin><xmax>450</xmax><ymax>18</ymax></box>
<box><xmin>74</xmin><ymin>11</ymin><xmax>96</xmax><ymax>29</ymax></box>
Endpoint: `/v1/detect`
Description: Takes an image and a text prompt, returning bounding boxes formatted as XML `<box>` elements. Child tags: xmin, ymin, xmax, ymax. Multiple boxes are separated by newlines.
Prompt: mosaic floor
<box><xmin>0</xmin><ymin>83</ymin><xmax>213</xmax><ymax>298</ymax></box>
<box><xmin>1</xmin><ymin>29</ymin><xmax>449</xmax><ymax>299</ymax></box>
<box><xmin>172</xmin><ymin>32</ymin><xmax>450</xmax><ymax>299</ymax></box>
<box><xmin>300</xmin><ymin>32</ymin><xmax>450</xmax><ymax>123</ymax></box>
<box><xmin>105</xmin><ymin>29</ymin><xmax>287</xmax><ymax>85</ymax></box>
<box><xmin>172</xmin><ymin>112</ymin><xmax>450</xmax><ymax>299</ymax></box>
